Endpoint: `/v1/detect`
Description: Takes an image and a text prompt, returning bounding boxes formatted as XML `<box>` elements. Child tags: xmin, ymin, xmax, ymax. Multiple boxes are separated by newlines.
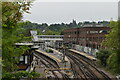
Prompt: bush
<box><xmin>96</xmin><ymin>49</ymin><xmax>111</xmax><ymax>66</ymax></box>
<box><xmin>46</xmin><ymin>49</ymin><xmax>53</xmax><ymax>53</ymax></box>
<box><xmin>107</xmin><ymin>53</ymin><xmax>120</xmax><ymax>74</ymax></box>
<box><xmin>2</xmin><ymin>71</ymin><xmax>42</xmax><ymax>79</ymax></box>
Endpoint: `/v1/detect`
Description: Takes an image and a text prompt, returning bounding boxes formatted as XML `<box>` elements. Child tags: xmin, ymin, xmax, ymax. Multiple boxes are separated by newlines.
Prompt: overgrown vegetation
<box><xmin>46</xmin><ymin>49</ymin><xmax>53</xmax><ymax>53</ymax></box>
<box><xmin>96</xmin><ymin>49</ymin><xmax>111</xmax><ymax>67</ymax></box>
<box><xmin>96</xmin><ymin>20</ymin><xmax>120</xmax><ymax>74</ymax></box>
<box><xmin>2</xmin><ymin>2</ymin><xmax>32</xmax><ymax>72</ymax></box>
<box><xmin>21</xmin><ymin>20</ymin><xmax>109</xmax><ymax>35</ymax></box>
<box><xmin>2</xmin><ymin>1</ymin><xmax>44</xmax><ymax>78</ymax></box>
<box><xmin>2</xmin><ymin>71</ymin><xmax>41</xmax><ymax>79</ymax></box>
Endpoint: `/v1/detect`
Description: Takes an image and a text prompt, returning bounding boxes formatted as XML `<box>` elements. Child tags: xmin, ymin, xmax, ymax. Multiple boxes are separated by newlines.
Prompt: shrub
<box><xmin>96</xmin><ymin>49</ymin><xmax>111</xmax><ymax>66</ymax></box>
<box><xmin>2</xmin><ymin>71</ymin><xmax>42</xmax><ymax>79</ymax></box>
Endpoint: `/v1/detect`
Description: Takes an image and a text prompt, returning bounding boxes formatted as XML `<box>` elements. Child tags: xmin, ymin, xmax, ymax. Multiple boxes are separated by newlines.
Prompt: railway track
<box><xmin>66</xmin><ymin>49</ymin><xmax>111</xmax><ymax>80</ymax></box>
<box><xmin>66</xmin><ymin>53</ymin><xmax>99</xmax><ymax>80</ymax></box>
<box><xmin>70</xmin><ymin>50</ymin><xmax>112</xmax><ymax>79</ymax></box>
<box><xmin>33</xmin><ymin>52</ymin><xmax>70</xmax><ymax>80</ymax></box>
<box><xmin>34</xmin><ymin>53</ymin><xmax>59</xmax><ymax>79</ymax></box>
<box><xmin>32</xmin><ymin>47</ymin><xmax>111</xmax><ymax>80</ymax></box>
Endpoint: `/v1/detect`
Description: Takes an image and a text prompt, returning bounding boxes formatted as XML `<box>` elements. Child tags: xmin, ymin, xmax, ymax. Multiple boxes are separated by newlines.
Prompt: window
<box><xmin>79</xmin><ymin>31</ymin><xmax>82</xmax><ymax>34</ymax></box>
<box><xmin>86</xmin><ymin>31</ymin><xmax>89</xmax><ymax>34</ymax></box>
<box><xmin>25</xmin><ymin>56</ymin><xmax>28</xmax><ymax>64</ymax></box>
<box><xmin>20</xmin><ymin>56</ymin><xmax>24</xmax><ymax>61</ymax></box>
<box><xmin>75</xmin><ymin>31</ymin><xmax>77</xmax><ymax>34</ymax></box>
<box><xmin>90</xmin><ymin>31</ymin><xmax>98</xmax><ymax>34</ymax></box>
<box><xmin>87</xmin><ymin>38</ymin><xmax>89</xmax><ymax>40</ymax></box>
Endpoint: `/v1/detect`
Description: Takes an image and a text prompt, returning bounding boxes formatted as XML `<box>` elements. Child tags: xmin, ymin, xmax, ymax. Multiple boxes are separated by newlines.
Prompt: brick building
<box><xmin>64</xmin><ymin>26</ymin><xmax>110</xmax><ymax>50</ymax></box>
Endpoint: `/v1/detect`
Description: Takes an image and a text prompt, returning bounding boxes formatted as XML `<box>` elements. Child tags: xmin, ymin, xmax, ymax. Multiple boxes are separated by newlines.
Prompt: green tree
<box><xmin>45</xmin><ymin>30</ymin><xmax>60</xmax><ymax>35</ymax></box>
<box><xmin>96</xmin><ymin>49</ymin><xmax>111</xmax><ymax>66</ymax></box>
<box><xmin>103</xmin><ymin>20</ymin><xmax>120</xmax><ymax>73</ymax></box>
<box><xmin>2</xmin><ymin>2</ymin><xmax>32</xmax><ymax>72</ymax></box>
<box><xmin>2</xmin><ymin>71</ymin><xmax>42</xmax><ymax>79</ymax></box>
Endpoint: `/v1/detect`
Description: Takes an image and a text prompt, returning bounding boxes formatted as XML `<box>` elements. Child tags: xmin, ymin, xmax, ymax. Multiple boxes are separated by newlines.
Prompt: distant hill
<box><xmin>21</xmin><ymin>20</ymin><xmax>110</xmax><ymax>35</ymax></box>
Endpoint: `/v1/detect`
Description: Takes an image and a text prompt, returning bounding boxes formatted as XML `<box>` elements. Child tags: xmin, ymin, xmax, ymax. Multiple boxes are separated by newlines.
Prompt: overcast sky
<box><xmin>23</xmin><ymin>0</ymin><xmax>119</xmax><ymax>24</ymax></box>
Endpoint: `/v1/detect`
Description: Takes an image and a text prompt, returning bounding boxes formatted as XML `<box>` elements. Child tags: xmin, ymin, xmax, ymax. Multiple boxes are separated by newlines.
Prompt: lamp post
<box><xmin>61</xmin><ymin>44</ymin><xmax>65</xmax><ymax>63</ymax></box>
<box><xmin>61</xmin><ymin>43</ymin><xmax>68</xmax><ymax>68</ymax></box>
<box><xmin>53</xmin><ymin>40</ymin><xmax>56</xmax><ymax>49</ymax></box>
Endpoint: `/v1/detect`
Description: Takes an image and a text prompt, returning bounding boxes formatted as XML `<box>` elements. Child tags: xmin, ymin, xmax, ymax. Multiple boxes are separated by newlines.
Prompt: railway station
<box><xmin>13</xmin><ymin>21</ymin><xmax>115</xmax><ymax>79</ymax></box>
<box><xmin>3</xmin><ymin>1</ymin><xmax>119</xmax><ymax>79</ymax></box>
<box><xmin>14</xmin><ymin>28</ymin><xmax>114</xmax><ymax>79</ymax></box>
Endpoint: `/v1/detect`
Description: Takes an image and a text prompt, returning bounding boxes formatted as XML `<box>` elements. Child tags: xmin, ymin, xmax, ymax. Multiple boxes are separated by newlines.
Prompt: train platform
<box><xmin>35</xmin><ymin>49</ymin><xmax>62</xmax><ymax>63</ymax></box>
<box><xmin>69</xmin><ymin>49</ymin><xmax>97</xmax><ymax>61</ymax></box>
<box><xmin>48</xmin><ymin>47</ymin><xmax>69</xmax><ymax>62</ymax></box>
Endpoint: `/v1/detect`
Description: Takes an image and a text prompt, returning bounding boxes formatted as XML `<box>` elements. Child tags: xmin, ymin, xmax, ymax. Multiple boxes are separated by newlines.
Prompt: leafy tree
<box><xmin>44</xmin><ymin>30</ymin><xmax>60</xmax><ymax>35</ymax></box>
<box><xmin>2</xmin><ymin>28</ymin><xmax>30</xmax><ymax>72</ymax></box>
<box><xmin>2</xmin><ymin>71</ymin><xmax>42</xmax><ymax>79</ymax></box>
<box><xmin>2</xmin><ymin>2</ymin><xmax>31</xmax><ymax>29</ymax></box>
<box><xmin>2</xmin><ymin>2</ymin><xmax>32</xmax><ymax>72</ymax></box>
<box><xmin>103</xmin><ymin>20</ymin><xmax>120</xmax><ymax>73</ymax></box>
<box><xmin>96</xmin><ymin>49</ymin><xmax>111</xmax><ymax>66</ymax></box>
<box><xmin>0</xmin><ymin>2</ymin><xmax>2</xmax><ymax>79</ymax></box>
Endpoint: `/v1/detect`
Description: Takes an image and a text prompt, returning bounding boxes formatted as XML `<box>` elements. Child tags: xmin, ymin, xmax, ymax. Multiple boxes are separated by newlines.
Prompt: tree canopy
<box><xmin>102</xmin><ymin>20</ymin><xmax>120</xmax><ymax>73</ymax></box>
<box><xmin>2</xmin><ymin>2</ymin><xmax>32</xmax><ymax>72</ymax></box>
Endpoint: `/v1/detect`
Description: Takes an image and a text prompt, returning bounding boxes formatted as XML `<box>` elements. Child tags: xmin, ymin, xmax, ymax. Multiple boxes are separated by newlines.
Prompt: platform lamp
<box><xmin>61</xmin><ymin>44</ymin><xmax>65</xmax><ymax>63</ymax></box>
<box><xmin>61</xmin><ymin>43</ymin><xmax>68</xmax><ymax>68</ymax></box>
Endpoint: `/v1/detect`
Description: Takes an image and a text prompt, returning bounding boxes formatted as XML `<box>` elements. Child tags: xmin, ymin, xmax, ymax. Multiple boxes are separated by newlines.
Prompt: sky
<box><xmin>23</xmin><ymin>0</ymin><xmax>119</xmax><ymax>24</ymax></box>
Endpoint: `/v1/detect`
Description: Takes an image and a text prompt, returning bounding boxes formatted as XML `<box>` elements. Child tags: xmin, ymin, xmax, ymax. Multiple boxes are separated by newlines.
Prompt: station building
<box><xmin>15</xmin><ymin>43</ymin><xmax>34</xmax><ymax>70</ymax></box>
<box><xmin>30</xmin><ymin>30</ymin><xmax>64</xmax><ymax>49</ymax></box>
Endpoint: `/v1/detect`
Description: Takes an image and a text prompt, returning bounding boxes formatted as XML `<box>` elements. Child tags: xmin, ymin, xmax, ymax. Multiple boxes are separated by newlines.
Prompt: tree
<box><xmin>2</xmin><ymin>71</ymin><xmax>42</xmax><ymax>79</ymax></box>
<box><xmin>45</xmin><ymin>30</ymin><xmax>60</xmax><ymax>35</ymax></box>
<box><xmin>2</xmin><ymin>2</ymin><xmax>32</xmax><ymax>72</ymax></box>
<box><xmin>96</xmin><ymin>49</ymin><xmax>111</xmax><ymax>66</ymax></box>
<box><xmin>103</xmin><ymin>20</ymin><xmax>120</xmax><ymax>73</ymax></box>
<box><xmin>2</xmin><ymin>2</ymin><xmax>31</xmax><ymax>29</ymax></box>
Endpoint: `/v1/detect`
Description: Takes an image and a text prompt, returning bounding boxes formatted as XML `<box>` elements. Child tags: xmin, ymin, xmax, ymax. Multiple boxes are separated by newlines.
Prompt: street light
<box><xmin>61</xmin><ymin>43</ymin><xmax>68</xmax><ymax>68</ymax></box>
